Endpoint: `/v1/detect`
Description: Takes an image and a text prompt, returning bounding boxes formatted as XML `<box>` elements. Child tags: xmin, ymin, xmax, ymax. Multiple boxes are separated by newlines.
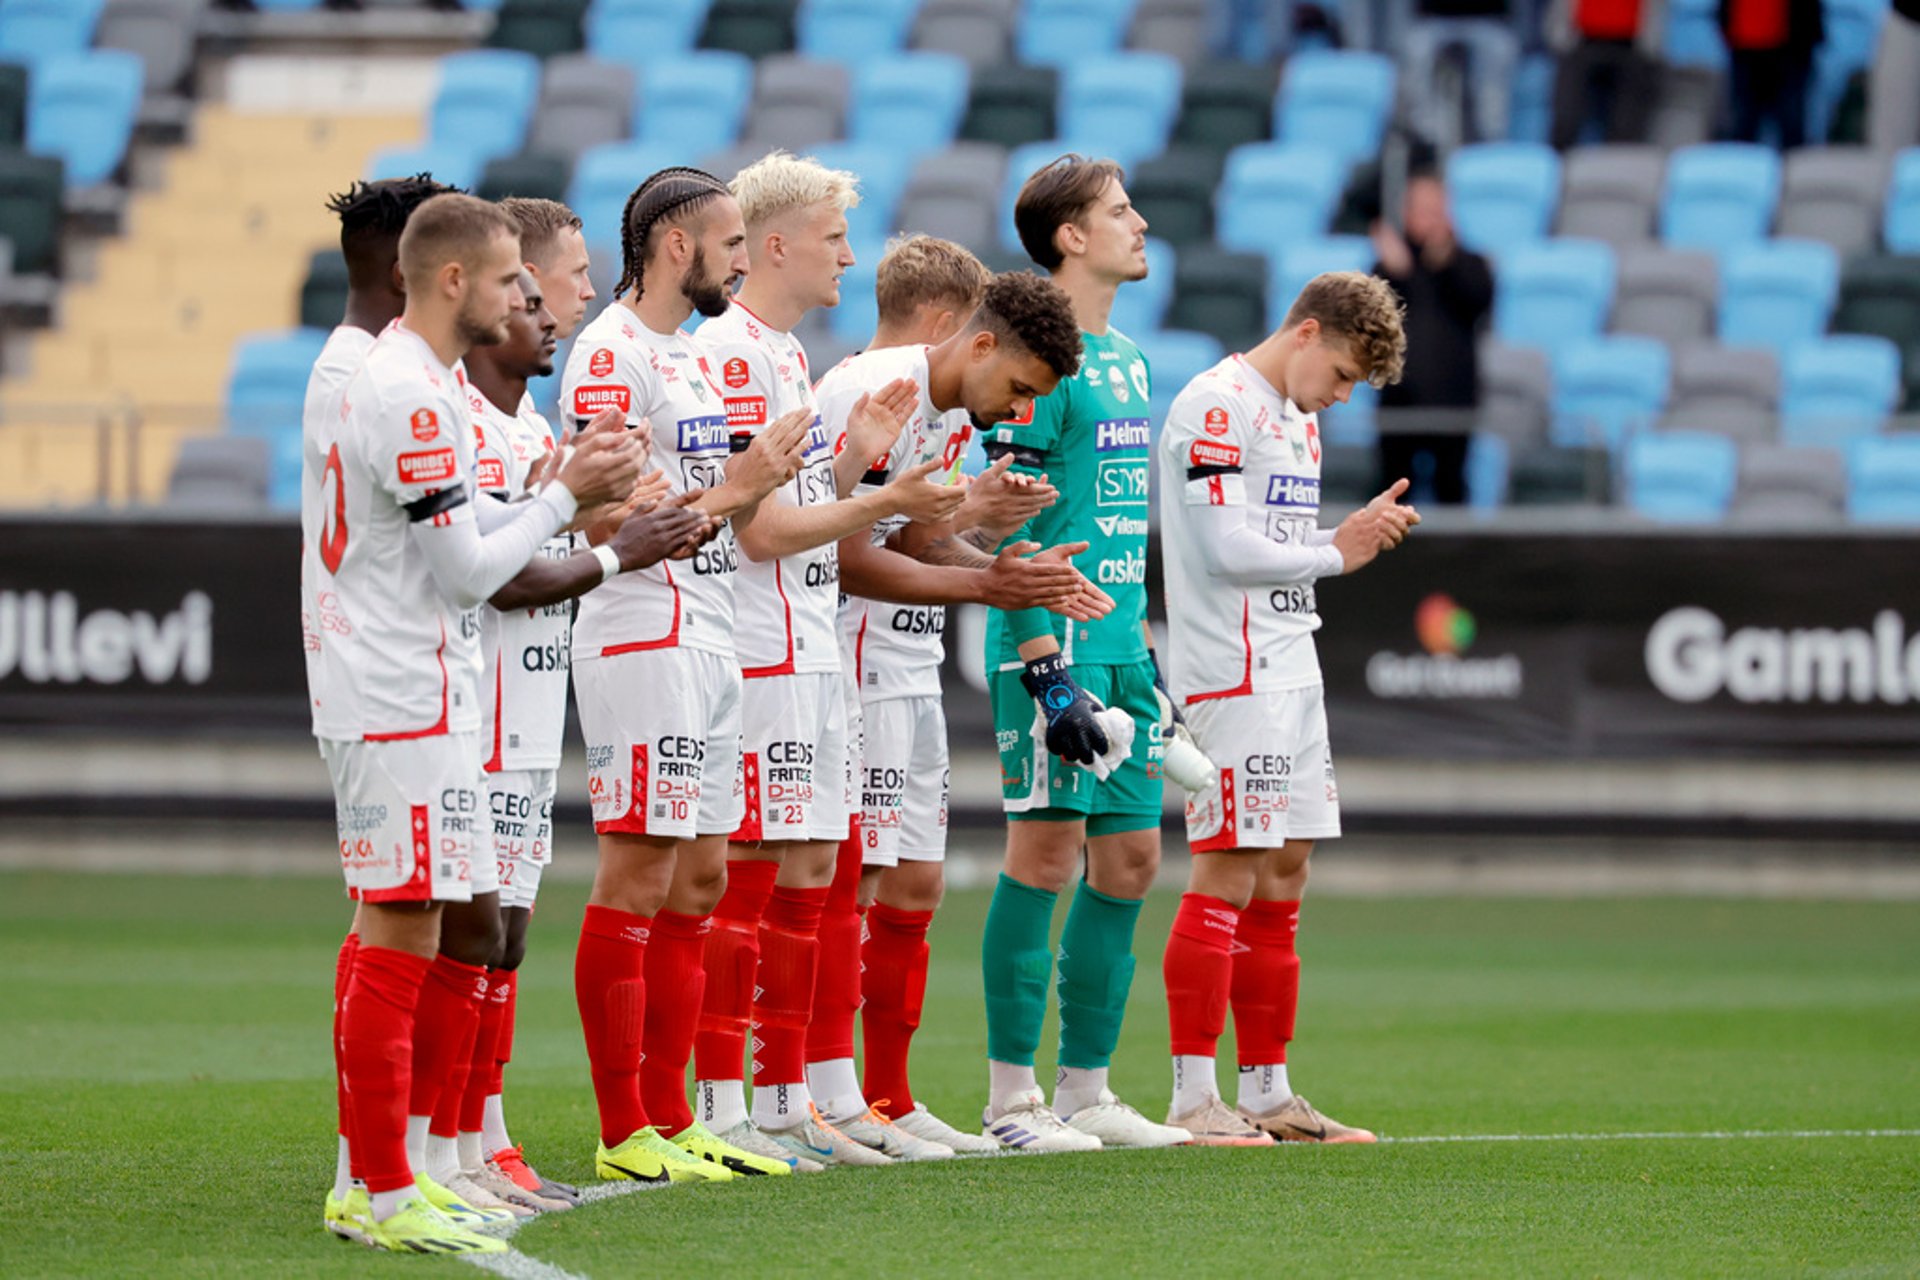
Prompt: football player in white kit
<box><xmin>816</xmin><ymin>246</ymin><xmax>1113</xmax><ymax>1157</ymax></box>
<box><xmin>690</xmin><ymin>152</ymin><xmax>975</xmax><ymax>1168</ymax></box>
<box><xmin>1156</xmin><ymin>271</ymin><xmax>1416</xmax><ymax>1147</ymax></box>
<box><xmin>306</xmin><ymin>193</ymin><xmax>643</xmax><ymax>1253</ymax></box>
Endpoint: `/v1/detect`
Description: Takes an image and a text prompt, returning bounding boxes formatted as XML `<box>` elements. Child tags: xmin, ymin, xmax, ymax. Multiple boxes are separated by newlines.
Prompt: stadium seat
<box><xmin>1057</xmin><ymin>52</ymin><xmax>1181</xmax><ymax>169</ymax></box>
<box><xmin>366</xmin><ymin>140</ymin><xmax>483</xmax><ymax>193</ymax></box>
<box><xmin>1776</xmin><ymin>147</ymin><xmax>1888</xmax><ymax>257</ymax></box>
<box><xmin>911</xmin><ymin>0</ymin><xmax>1014</xmax><ymax>70</ymax></box>
<box><xmin>1612</xmin><ymin>245</ymin><xmax>1718</xmax><ymax>346</ymax></box>
<box><xmin>1267</xmin><ymin>235</ymin><xmax>1372</xmax><ymax>328</ymax></box>
<box><xmin>1446</xmin><ymin>142</ymin><xmax>1561</xmax><ymax>259</ymax></box>
<box><xmin>167</xmin><ymin>435</ymin><xmax>271</xmax><ymax>513</ymax></box>
<box><xmin>830</xmin><ymin>251</ymin><xmax>880</xmax><ymax>341</ymax></box>
<box><xmin>26</xmin><ymin>51</ymin><xmax>143</xmax><ymax>188</ymax></box>
<box><xmin>1832</xmin><ymin>254</ymin><xmax>1920</xmax><ymax>404</ymax></box>
<box><xmin>430</xmin><ymin>50</ymin><xmax>540</xmax><ymax>166</ymax></box>
<box><xmin>300</xmin><ymin>249</ymin><xmax>349</xmax><ymax>331</ymax></box>
<box><xmin>0</xmin><ymin>149</ymin><xmax>63</xmax><ymax>276</ymax></box>
<box><xmin>849</xmin><ymin>53</ymin><xmax>969</xmax><ymax>161</ymax></box>
<box><xmin>1168</xmin><ymin>246</ymin><xmax>1268</xmax><ymax>351</ymax></box>
<box><xmin>226</xmin><ymin>329</ymin><xmax>329</xmax><ymax>439</ymax></box>
<box><xmin>701</xmin><ymin>0</ymin><xmax>799</xmax><ymax>58</ymax></box>
<box><xmin>1135</xmin><ymin>327</ymin><xmax>1223</xmax><ymax>429</ymax></box>
<box><xmin>1659</xmin><ymin>143</ymin><xmax>1781</xmax><ymax>255</ymax></box>
<box><xmin>97</xmin><ymin>0</ymin><xmax>201</xmax><ymax>100</ymax></box>
<box><xmin>1108</xmin><ymin>236</ymin><xmax>1175</xmax><ymax>335</ymax></box>
<box><xmin>1492</xmin><ymin>238</ymin><xmax>1616</xmax><ymax>360</ymax></box>
<box><xmin>1550</xmin><ymin>335</ymin><xmax>1669</xmax><ymax>450</ymax></box>
<box><xmin>634</xmin><ymin>51</ymin><xmax>752</xmax><ymax>155</ymax></box>
<box><xmin>1846</xmin><ymin>433</ymin><xmax>1920</xmax><ymax>523</ymax></box>
<box><xmin>808</xmin><ymin>140</ymin><xmax>909</xmax><ymax>250</ymax></box>
<box><xmin>1884</xmin><ymin>148</ymin><xmax>1920</xmax><ymax>254</ymax></box>
<box><xmin>798</xmin><ymin>0</ymin><xmax>917</xmax><ymax>64</ymax></box>
<box><xmin>1727</xmin><ymin>442</ymin><xmax>1846</xmax><ymax>526</ymax></box>
<box><xmin>1126</xmin><ymin>147</ymin><xmax>1219</xmax><ymax>248</ymax></box>
<box><xmin>1647</xmin><ymin>63</ymin><xmax>1724</xmax><ymax>149</ymax></box>
<box><xmin>1624</xmin><ymin>429</ymin><xmax>1738</xmax><ymax>522</ymax></box>
<box><xmin>1664</xmin><ymin>0</ymin><xmax>1726</xmax><ymax>69</ymax></box>
<box><xmin>568</xmin><ymin>141</ymin><xmax>697</xmax><ymax>248</ymax></box>
<box><xmin>0</xmin><ymin>64</ymin><xmax>25</xmax><ymax>146</ymax></box>
<box><xmin>1477</xmin><ymin>341</ymin><xmax>1552</xmax><ymax>449</ymax></box>
<box><xmin>1016</xmin><ymin>0</ymin><xmax>1137</xmax><ymax>69</ymax></box>
<box><xmin>1216</xmin><ymin>143</ymin><xmax>1346</xmax><ymax>261</ymax></box>
<box><xmin>1172</xmin><ymin>61</ymin><xmax>1276</xmax><ymax>156</ymax></box>
<box><xmin>586</xmin><ymin>0</ymin><xmax>709</xmax><ymax>67</ymax></box>
<box><xmin>485</xmin><ymin>0</ymin><xmax>589</xmax><ymax>58</ymax></box>
<box><xmin>0</xmin><ymin>0</ymin><xmax>104</xmax><ymax>70</ymax></box>
<box><xmin>743</xmin><ymin>54</ymin><xmax>847</xmax><ymax>151</ymax></box>
<box><xmin>1557</xmin><ymin>145</ymin><xmax>1665</xmax><ymax>248</ymax></box>
<box><xmin>1663</xmin><ymin>343</ymin><xmax>1780</xmax><ymax>444</ymax></box>
<box><xmin>895</xmin><ymin>142</ymin><xmax>1004</xmax><ymax>249</ymax></box>
<box><xmin>526</xmin><ymin>55</ymin><xmax>633</xmax><ymax>161</ymax></box>
<box><xmin>1779</xmin><ymin>335</ymin><xmax>1901</xmax><ymax>449</ymax></box>
<box><xmin>477</xmin><ymin>151</ymin><xmax>573</xmax><ymax>204</ymax></box>
<box><xmin>1274</xmin><ymin>50</ymin><xmax>1396</xmax><ymax>170</ymax></box>
<box><xmin>1129</xmin><ymin>0</ymin><xmax>1211</xmax><ymax>68</ymax></box>
<box><xmin>959</xmin><ymin>64</ymin><xmax>1056</xmax><ymax>150</ymax></box>
<box><xmin>1717</xmin><ymin>238</ymin><xmax>1839</xmax><ymax>356</ymax></box>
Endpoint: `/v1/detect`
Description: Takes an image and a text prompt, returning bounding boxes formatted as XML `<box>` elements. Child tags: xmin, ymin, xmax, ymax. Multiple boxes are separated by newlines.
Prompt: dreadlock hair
<box><xmin>614</xmin><ymin>166</ymin><xmax>731</xmax><ymax>302</ymax></box>
<box><xmin>324</xmin><ymin>174</ymin><xmax>463</xmax><ymax>283</ymax></box>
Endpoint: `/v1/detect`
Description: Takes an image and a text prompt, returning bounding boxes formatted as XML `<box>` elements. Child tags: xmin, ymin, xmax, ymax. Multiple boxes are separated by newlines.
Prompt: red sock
<box><xmin>806</xmin><ymin>832</ymin><xmax>866</xmax><ymax>1067</ymax></box>
<box><xmin>342</xmin><ymin>945</ymin><xmax>431</xmax><ymax>1195</ymax></box>
<box><xmin>574</xmin><ymin>904</ymin><xmax>652</xmax><ymax>1146</ymax></box>
<box><xmin>694</xmin><ymin>858</ymin><xmax>777</xmax><ymax>1080</ymax></box>
<box><xmin>860</xmin><ymin>901</ymin><xmax>931</xmax><ymax>1115</ymax></box>
<box><xmin>751</xmin><ymin>884</ymin><xmax>827</xmax><ymax>1088</ymax></box>
<box><xmin>408</xmin><ymin>953</ymin><xmax>488</xmax><ymax>1123</ymax></box>
<box><xmin>641</xmin><ymin>909</ymin><xmax>709</xmax><ymax>1136</ymax></box>
<box><xmin>1164</xmin><ymin>893</ymin><xmax>1239</xmax><ymax>1057</ymax></box>
<box><xmin>1231</xmin><ymin>898</ymin><xmax>1301</xmax><ymax>1067</ymax></box>
<box><xmin>431</xmin><ymin>970</ymin><xmax>487</xmax><ymax>1141</ymax></box>
<box><xmin>458</xmin><ymin>969</ymin><xmax>512</xmax><ymax>1136</ymax></box>
<box><xmin>333</xmin><ymin>931</ymin><xmax>360</xmax><ymax>1175</ymax></box>
<box><xmin>494</xmin><ymin>970</ymin><xmax>517</xmax><ymax>1086</ymax></box>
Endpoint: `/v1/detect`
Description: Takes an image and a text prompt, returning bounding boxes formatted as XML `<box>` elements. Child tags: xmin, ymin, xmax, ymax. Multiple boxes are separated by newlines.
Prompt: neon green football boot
<box><xmin>670</xmin><ymin>1119</ymin><xmax>795</xmax><ymax>1176</ymax></box>
<box><xmin>596</xmin><ymin>1126</ymin><xmax>737</xmax><ymax>1185</ymax></box>
<box><xmin>323</xmin><ymin>1186</ymin><xmax>371</xmax><ymax>1243</ymax></box>
<box><xmin>362</xmin><ymin>1195</ymin><xmax>508</xmax><ymax>1255</ymax></box>
<box><xmin>416</xmin><ymin>1171</ymin><xmax>515</xmax><ymax>1225</ymax></box>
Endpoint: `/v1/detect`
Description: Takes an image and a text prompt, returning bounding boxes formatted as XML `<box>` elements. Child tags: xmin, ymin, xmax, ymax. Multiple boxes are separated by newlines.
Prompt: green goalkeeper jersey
<box><xmin>983</xmin><ymin>326</ymin><xmax>1152</xmax><ymax>673</ymax></box>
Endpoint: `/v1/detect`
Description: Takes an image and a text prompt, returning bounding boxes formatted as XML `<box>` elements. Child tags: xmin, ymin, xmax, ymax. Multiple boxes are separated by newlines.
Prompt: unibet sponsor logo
<box><xmin>1097</xmin><ymin>548</ymin><xmax>1149</xmax><ymax>585</ymax></box>
<box><xmin>1094</xmin><ymin>514</ymin><xmax>1149</xmax><ymax>537</ymax></box>
<box><xmin>0</xmin><ymin>590</ymin><xmax>213</xmax><ymax>685</ymax></box>
<box><xmin>1365</xmin><ymin>593</ymin><xmax>1522</xmax><ymax>700</ymax></box>
<box><xmin>1645</xmin><ymin>606</ymin><xmax>1920</xmax><ymax>705</ymax></box>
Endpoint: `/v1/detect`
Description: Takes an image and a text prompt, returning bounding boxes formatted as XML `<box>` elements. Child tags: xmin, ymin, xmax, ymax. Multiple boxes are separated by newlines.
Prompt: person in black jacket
<box><xmin>1371</xmin><ymin>169</ymin><xmax>1493</xmax><ymax>505</ymax></box>
<box><xmin>1721</xmin><ymin>0</ymin><xmax>1824</xmax><ymax>147</ymax></box>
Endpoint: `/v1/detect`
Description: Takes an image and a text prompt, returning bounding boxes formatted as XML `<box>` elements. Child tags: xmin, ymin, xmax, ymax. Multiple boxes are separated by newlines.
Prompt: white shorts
<box><xmin>488</xmin><ymin>767</ymin><xmax>555</xmax><ymax>911</ymax></box>
<box><xmin>575</xmin><ymin>647</ymin><xmax>744</xmax><ymax>841</ymax></box>
<box><xmin>1182</xmin><ymin>684</ymin><xmax>1341</xmax><ymax>851</ymax></box>
<box><xmin>858</xmin><ymin>695</ymin><xmax>950</xmax><ymax>868</ymax></box>
<box><xmin>322</xmin><ymin>732</ymin><xmax>485</xmax><ymax>904</ymax></box>
<box><xmin>736</xmin><ymin>670</ymin><xmax>852</xmax><ymax>843</ymax></box>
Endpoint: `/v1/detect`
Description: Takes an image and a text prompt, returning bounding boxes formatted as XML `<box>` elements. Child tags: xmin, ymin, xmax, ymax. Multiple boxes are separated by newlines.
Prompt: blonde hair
<box><xmin>875</xmin><ymin>234</ymin><xmax>989</xmax><ymax>325</ymax></box>
<box><xmin>729</xmin><ymin>149</ymin><xmax>861</xmax><ymax>229</ymax></box>
<box><xmin>1282</xmin><ymin>270</ymin><xmax>1408</xmax><ymax>388</ymax></box>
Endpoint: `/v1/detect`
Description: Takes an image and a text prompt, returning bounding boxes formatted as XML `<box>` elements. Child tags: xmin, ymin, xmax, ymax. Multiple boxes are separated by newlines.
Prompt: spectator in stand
<box><xmin>1403</xmin><ymin>0</ymin><xmax>1522</xmax><ymax>145</ymax></box>
<box><xmin>1721</xmin><ymin>0</ymin><xmax>1822</xmax><ymax>148</ymax></box>
<box><xmin>1371</xmin><ymin>167</ymin><xmax>1493</xmax><ymax>505</ymax></box>
<box><xmin>1870</xmin><ymin>0</ymin><xmax>1920</xmax><ymax>154</ymax></box>
<box><xmin>1546</xmin><ymin>0</ymin><xmax>1668</xmax><ymax>148</ymax></box>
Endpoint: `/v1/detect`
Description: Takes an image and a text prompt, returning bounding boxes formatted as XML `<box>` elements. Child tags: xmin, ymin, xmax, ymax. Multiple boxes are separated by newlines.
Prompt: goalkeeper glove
<box><xmin>1020</xmin><ymin>652</ymin><xmax>1110</xmax><ymax>767</ymax></box>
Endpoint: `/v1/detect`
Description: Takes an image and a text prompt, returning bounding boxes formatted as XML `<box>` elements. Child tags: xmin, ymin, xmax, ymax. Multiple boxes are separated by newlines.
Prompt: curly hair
<box><xmin>1282</xmin><ymin>270</ymin><xmax>1408</xmax><ymax>388</ymax></box>
<box><xmin>615</xmin><ymin>167</ymin><xmax>731</xmax><ymax>301</ymax></box>
<box><xmin>325</xmin><ymin>174</ymin><xmax>463</xmax><ymax>281</ymax></box>
<box><xmin>969</xmin><ymin>271</ymin><xmax>1083</xmax><ymax>380</ymax></box>
<box><xmin>1013</xmin><ymin>154</ymin><xmax>1125</xmax><ymax>273</ymax></box>
<box><xmin>875</xmin><ymin>234</ymin><xmax>988</xmax><ymax>326</ymax></box>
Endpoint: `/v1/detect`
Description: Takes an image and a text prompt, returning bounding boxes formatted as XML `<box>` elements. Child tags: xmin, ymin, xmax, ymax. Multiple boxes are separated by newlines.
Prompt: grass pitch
<box><xmin>2</xmin><ymin>870</ymin><xmax>1917</xmax><ymax>1277</ymax></box>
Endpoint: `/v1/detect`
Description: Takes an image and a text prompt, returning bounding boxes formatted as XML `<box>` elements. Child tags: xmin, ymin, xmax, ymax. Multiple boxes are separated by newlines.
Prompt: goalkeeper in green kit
<box><xmin>976</xmin><ymin>155</ymin><xmax>1193</xmax><ymax>1152</ymax></box>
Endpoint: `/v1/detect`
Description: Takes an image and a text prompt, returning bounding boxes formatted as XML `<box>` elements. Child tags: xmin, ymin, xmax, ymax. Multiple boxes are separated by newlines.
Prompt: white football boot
<box><xmin>892</xmin><ymin>1102</ymin><xmax>1002</xmax><ymax>1156</ymax></box>
<box><xmin>759</xmin><ymin>1104</ymin><xmax>894</xmax><ymax>1168</ymax></box>
<box><xmin>716</xmin><ymin>1118</ymin><xmax>826</xmax><ymax>1174</ymax></box>
<box><xmin>981</xmin><ymin>1088</ymin><xmax>1102</xmax><ymax>1154</ymax></box>
<box><xmin>831</xmin><ymin>1105</ymin><xmax>955</xmax><ymax>1161</ymax></box>
<box><xmin>1062</xmin><ymin>1089</ymin><xmax>1193</xmax><ymax>1149</ymax></box>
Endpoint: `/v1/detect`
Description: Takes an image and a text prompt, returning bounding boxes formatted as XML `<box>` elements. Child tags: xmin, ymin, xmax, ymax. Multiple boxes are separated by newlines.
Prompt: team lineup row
<box><xmin>301</xmin><ymin>148</ymin><xmax>1418</xmax><ymax>1256</ymax></box>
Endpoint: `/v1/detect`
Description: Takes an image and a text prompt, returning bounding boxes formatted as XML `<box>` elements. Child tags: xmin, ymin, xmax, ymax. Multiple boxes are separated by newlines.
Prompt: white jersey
<box><xmin>300</xmin><ymin>324</ymin><xmax>377</xmax><ymax>730</ymax></box>
<box><xmin>303</xmin><ymin>323</ymin><xmax>484</xmax><ymax>741</ymax></box>
<box><xmin>816</xmin><ymin>343</ymin><xmax>973</xmax><ymax>702</ymax></box>
<box><xmin>696</xmin><ymin>303</ymin><xmax>840</xmax><ymax>677</ymax></box>
<box><xmin>469</xmin><ymin>386</ymin><xmax>570</xmax><ymax>771</ymax></box>
<box><xmin>1159</xmin><ymin>354</ymin><xmax>1328</xmax><ymax>702</ymax></box>
<box><xmin>561</xmin><ymin>305</ymin><xmax>741</xmax><ymax>660</ymax></box>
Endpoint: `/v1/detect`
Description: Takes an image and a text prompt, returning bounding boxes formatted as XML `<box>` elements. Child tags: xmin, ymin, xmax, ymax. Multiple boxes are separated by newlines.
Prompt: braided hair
<box><xmin>614</xmin><ymin>166</ymin><xmax>730</xmax><ymax>302</ymax></box>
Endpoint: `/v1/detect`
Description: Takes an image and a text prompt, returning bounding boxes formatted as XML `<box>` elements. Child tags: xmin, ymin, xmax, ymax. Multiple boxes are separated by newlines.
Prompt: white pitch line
<box><xmin>460</xmin><ymin>1182</ymin><xmax>647</xmax><ymax>1280</ymax></box>
<box><xmin>1377</xmin><ymin>1128</ymin><xmax>1920</xmax><ymax>1145</ymax></box>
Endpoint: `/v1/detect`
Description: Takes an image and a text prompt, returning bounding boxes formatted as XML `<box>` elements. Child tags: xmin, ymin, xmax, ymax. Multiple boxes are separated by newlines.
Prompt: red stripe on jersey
<box><xmin>731</xmin><ymin>752</ymin><xmax>764</xmax><ymax>843</ymax></box>
<box><xmin>483</xmin><ymin>656</ymin><xmax>504</xmax><ymax>774</ymax></box>
<box><xmin>854</xmin><ymin>613</ymin><xmax>868</xmax><ymax>690</ymax></box>
<box><xmin>365</xmin><ymin>622</ymin><xmax>452</xmax><ymax>741</ymax></box>
<box><xmin>592</xmin><ymin>744</ymin><xmax>653</xmax><ymax>835</ymax></box>
<box><xmin>1189</xmin><ymin>768</ymin><xmax>1240</xmax><ymax>852</ymax></box>
<box><xmin>740</xmin><ymin>561</ymin><xmax>796</xmax><ymax>679</ymax></box>
<box><xmin>358</xmin><ymin>804</ymin><xmax>437</xmax><ymax>902</ymax></box>
<box><xmin>1185</xmin><ymin>600</ymin><xmax>1254</xmax><ymax>704</ymax></box>
<box><xmin>600</xmin><ymin>563</ymin><xmax>682</xmax><ymax>656</ymax></box>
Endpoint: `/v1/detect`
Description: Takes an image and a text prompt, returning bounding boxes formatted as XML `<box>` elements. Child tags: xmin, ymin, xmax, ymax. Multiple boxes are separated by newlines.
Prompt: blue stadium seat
<box><xmin>1493</xmin><ymin>238</ymin><xmax>1616</xmax><ymax>360</ymax></box>
<box><xmin>808</xmin><ymin>141</ymin><xmax>911</xmax><ymax>252</ymax></box>
<box><xmin>634</xmin><ymin>51</ymin><xmax>752</xmax><ymax>155</ymax></box>
<box><xmin>1664</xmin><ymin>0</ymin><xmax>1727</xmax><ymax>69</ymax></box>
<box><xmin>1884</xmin><ymin>148</ymin><xmax>1920</xmax><ymax>254</ymax></box>
<box><xmin>798</xmin><ymin>0</ymin><xmax>919</xmax><ymax>64</ymax></box>
<box><xmin>1267</xmin><ymin>235</ymin><xmax>1372</xmax><ymax>328</ymax></box>
<box><xmin>831</xmin><ymin>252</ymin><xmax>880</xmax><ymax>342</ymax></box>
<box><xmin>849</xmin><ymin>53</ymin><xmax>970</xmax><ymax>161</ymax></box>
<box><xmin>26</xmin><ymin>52</ymin><xmax>143</xmax><ymax>187</ymax></box>
<box><xmin>586</xmin><ymin>0</ymin><xmax>711</xmax><ymax>67</ymax></box>
<box><xmin>1059</xmin><ymin>53</ymin><xmax>1181</xmax><ymax>168</ymax></box>
<box><xmin>1216</xmin><ymin>143</ymin><xmax>1346</xmax><ymax>262</ymax></box>
<box><xmin>0</xmin><ymin>0</ymin><xmax>104</xmax><ymax>69</ymax></box>
<box><xmin>1780</xmin><ymin>335</ymin><xmax>1901</xmax><ymax>449</ymax></box>
<box><xmin>226</xmin><ymin>329</ymin><xmax>329</xmax><ymax>443</ymax></box>
<box><xmin>1135</xmin><ymin>327</ymin><xmax>1223</xmax><ymax>431</ymax></box>
<box><xmin>1846</xmin><ymin>433</ymin><xmax>1920</xmax><ymax>523</ymax></box>
<box><xmin>1624</xmin><ymin>430</ymin><xmax>1738</xmax><ymax>522</ymax></box>
<box><xmin>1717</xmin><ymin>238</ymin><xmax>1840</xmax><ymax>356</ymax></box>
<box><xmin>1109</xmin><ymin>237</ymin><xmax>1176</xmax><ymax>335</ymax></box>
<box><xmin>430</xmin><ymin>50</ymin><xmax>541</xmax><ymax>165</ymax></box>
<box><xmin>1275</xmin><ymin>50</ymin><xmax>1396</xmax><ymax>170</ymax></box>
<box><xmin>1660</xmin><ymin>143</ymin><xmax>1781</xmax><ymax>255</ymax></box>
<box><xmin>567</xmin><ymin>140</ymin><xmax>699</xmax><ymax>250</ymax></box>
<box><xmin>1550</xmin><ymin>335</ymin><xmax>1670</xmax><ymax>450</ymax></box>
<box><xmin>1447</xmin><ymin>143</ymin><xmax>1561</xmax><ymax>259</ymax></box>
<box><xmin>1016</xmin><ymin>0</ymin><xmax>1138</xmax><ymax>70</ymax></box>
<box><xmin>366</xmin><ymin>141</ymin><xmax>484</xmax><ymax>194</ymax></box>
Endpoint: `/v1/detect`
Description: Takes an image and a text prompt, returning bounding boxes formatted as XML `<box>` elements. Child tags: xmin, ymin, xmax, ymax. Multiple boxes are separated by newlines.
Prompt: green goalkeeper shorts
<box><xmin>990</xmin><ymin>659</ymin><xmax>1164</xmax><ymax>836</ymax></box>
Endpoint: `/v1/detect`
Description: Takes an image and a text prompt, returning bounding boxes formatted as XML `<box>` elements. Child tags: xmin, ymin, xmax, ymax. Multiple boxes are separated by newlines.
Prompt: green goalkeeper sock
<box><xmin>981</xmin><ymin>873</ymin><xmax>1059</xmax><ymax>1067</ymax></box>
<box><xmin>1056</xmin><ymin>879</ymin><xmax>1144</xmax><ymax>1071</ymax></box>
